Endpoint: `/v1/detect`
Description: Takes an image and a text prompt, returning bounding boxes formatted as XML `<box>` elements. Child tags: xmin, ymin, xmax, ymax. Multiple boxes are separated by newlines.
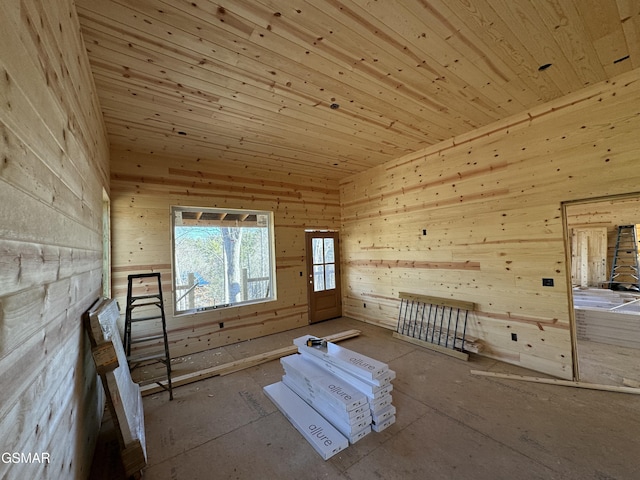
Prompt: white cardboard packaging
<box><xmin>263</xmin><ymin>382</ymin><xmax>348</xmax><ymax>460</ymax></box>
<box><xmin>294</xmin><ymin>335</ymin><xmax>389</xmax><ymax>381</ymax></box>
<box><xmin>299</xmin><ymin>351</ymin><xmax>393</xmax><ymax>398</ymax></box>
<box><xmin>372</xmin><ymin>415</ymin><xmax>396</xmax><ymax>432</ymax></box>
<box><xmin>372</xmin><ymin>404</ymin><xmax>396</xmax><ymax>424</ymax></box>
<box><xmin>282</xmin><ymin>375</ymin><xmax>371</xmax><ymax>426</ymax></box>
<box><xmin>281</xmin><ymin>370</ymin><xmax>370</xmax><ymax>423</ymax></box>
<box><xmin>280</xmin><ymin>354</ymin><xmax>368</xmax><ymax>411</ymax></box>
<box><xmin>370</xmin><ymin>394</ymin><xmax>393</xmax><ymax>413</ymax></box>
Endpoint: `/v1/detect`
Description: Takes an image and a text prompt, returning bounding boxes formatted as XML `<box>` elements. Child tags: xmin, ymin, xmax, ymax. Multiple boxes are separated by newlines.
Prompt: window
<box><xmin>171</xmin><ymin>206</ymin><xmax>276</xmax><ymax>314</ymax></box>
<box><xmin>312</xmin><ymin>237</ymin><xmax>336</xmax><ymax>292</ymax></box>
<box><xmin>102</xmin><ymin>188</ymin><xmax>111</xmax><ymax>298</ymax></box>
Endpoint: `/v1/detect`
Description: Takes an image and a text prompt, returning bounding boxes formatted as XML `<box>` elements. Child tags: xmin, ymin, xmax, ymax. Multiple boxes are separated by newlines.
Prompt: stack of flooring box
<box><xmin>263</xmin><ymin>335</ymin><xmax>396</xmax><ymax>460</ymax></box>
<box><xmin>573</xmin><ymin>288</ymin><xmax>640</xmax><ymax>349</ymax></box>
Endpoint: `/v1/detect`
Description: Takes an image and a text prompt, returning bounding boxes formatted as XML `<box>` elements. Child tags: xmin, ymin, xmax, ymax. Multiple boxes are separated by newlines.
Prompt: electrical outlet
<box><xmin>511</xmin><ymin>333</ymin><xmax>518</xmax><ymax>341</ymax></box>
<box><xmin>542</xmin><ymin>278</ymin><xmax>554</xmax><ymax>287</ymax></box>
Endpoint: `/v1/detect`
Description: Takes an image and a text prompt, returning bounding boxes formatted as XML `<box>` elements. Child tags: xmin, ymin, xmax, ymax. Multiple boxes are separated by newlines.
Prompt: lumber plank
<box><xmin>470</xmin><ymin>370</ymin><xmax>640</xmax><ymax>395</ymax></box>
<box><xmin>140</xmin><ymin>329</ymin><xmax>361</xmax><ymax>396</ymax></box>
<box><xmin>623</xmin><ymin>378</ymin><xmax>640</xmax><ymax>388</ymax></box>
<box><xmin>91</xmin><ymin>342</ymin><xmax>119</xmax><ymax>374</ymax></box>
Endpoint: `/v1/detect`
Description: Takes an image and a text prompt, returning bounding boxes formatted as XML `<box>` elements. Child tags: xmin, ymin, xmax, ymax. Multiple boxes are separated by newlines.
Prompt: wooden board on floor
<box><xmin>471</xmin><ymin>370</ymin><xmax>640</xmax><ymax>395</ymax></box>
<box><xmin>393</xmin><ymin>332</ymin><xmax>470</xmax><ymax>361</ymax></box>
<box><xmin>140</xmin><ymin>329</ymin><xmax>361</xmax><ymax>396</ymax></box>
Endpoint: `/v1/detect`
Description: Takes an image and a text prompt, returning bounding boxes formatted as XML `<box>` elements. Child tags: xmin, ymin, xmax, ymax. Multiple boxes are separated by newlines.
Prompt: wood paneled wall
<box><xmin>0</xmin><ymin>1</ymin><xmax>109</xmax><ymax>479</ymax></box>
<box><xmin>109</xmin><ymin>149</ymin><xmax>340</xmax><ymax>359</ymax></box>
<box><xmin>340</xmin><ymin>69</ymin><xmax>640</xmax><ymax>380</ymax></box>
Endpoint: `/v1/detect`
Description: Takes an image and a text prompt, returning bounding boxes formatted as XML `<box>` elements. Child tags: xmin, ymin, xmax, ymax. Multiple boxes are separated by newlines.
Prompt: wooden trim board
<box><xmin>140</xmin><ymin>329</ymin><xmax>361</xmax><ymax>396</ymax></box>
<box><xmin>398</xmin><ymin>292</ymin><xmax>475</xmax><ymax>311</ymax></box>
<box><xmin>623</xmin><ymin>378</ymin><xmax>640</xmax><ymax>388</ymax></box>
<box><xmin>471</xmin><ymin>370</ymin><xmax>640</xmax><ymax>395</ymax></box>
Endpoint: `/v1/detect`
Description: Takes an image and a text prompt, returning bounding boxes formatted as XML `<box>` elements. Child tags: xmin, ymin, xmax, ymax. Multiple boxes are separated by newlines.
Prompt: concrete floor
<box><xmin>91</xmin><ymin>317</ymin><xmax>640</xmax><ymax>480</ymax></box>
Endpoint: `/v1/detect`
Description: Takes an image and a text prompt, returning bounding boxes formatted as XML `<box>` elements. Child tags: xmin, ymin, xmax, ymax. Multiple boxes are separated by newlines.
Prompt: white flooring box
<box><xmin>336</xmin><ymin>402</ymin><xmax>369</xmax><ymax>420</ymax></box>
<box><xmin>282</xmin><ymin>372</ymin><xmax>370</xmax><ymax>425</ymax></box>
<box><xmin>348</xmin><ymin>426</ymin><xmax>372</xmax><ymax>444</ymax></box>
<box><xmin>327</xmin><ymin>412</ymin><xmax>371</xmax><ymax>437</ymax></box>
<box><xmin>374</xmin><ymin>369</ymin><xmax>397</xmax><ymax>386</ymax></box>
<box><xmin>294</xmin><ymin>335</ymin><xmax>389</xmax><ymax>381</ymax></box>
<box><xmin>280</xmin><ymin>354</ymin><xmax>368</xmax><ymax>411</ymax></box>
<box><xmin>267</xmin><ymin>335</ymin><xmax>397</xmax><ymax>455</ymax></box>
<box><xmin>299</xmin><ymin>351</ymin><xmax>393</xmax><ymax>398</ymax></box>
<box><xmin>370</xmin><ymin>394</ymin><xmax>393</xmax><ymax>413</ymax></box>
<box><xmin>372</xmin><ymin>415</ymin><xmax>396</xmax><ymax>433</ymax></box>
<box><xmin>282</xmin><ymin>375</ymin><xmax>372</xmax><ymax>434</ymax></box>
<box><xmin>263</xmin><ymin>382</ymin><xmax>348</xmax><ymax>460</ymax></box>
<box><xmin>372</xmin><ymin>404</ymin><xmax>396</xmax><ymax>425</ymax></box>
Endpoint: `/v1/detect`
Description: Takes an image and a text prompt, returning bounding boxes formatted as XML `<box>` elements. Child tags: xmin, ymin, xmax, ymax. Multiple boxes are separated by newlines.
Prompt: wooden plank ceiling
<box><xmin>75</xmin><ymin>0</ymin><xmax>640</xmax><ymax>179</ymax></box>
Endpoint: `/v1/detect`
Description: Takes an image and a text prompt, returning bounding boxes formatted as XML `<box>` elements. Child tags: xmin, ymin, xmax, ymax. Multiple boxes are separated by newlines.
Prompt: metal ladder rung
<box><xmin>130</xmin><ymin>294</ymin><xmax>162</xmax><ymax>301</ymax></box>
<box><xmin>129</xmin><ymin>301</ymin><xmax>162</xmax><ymax>308</ymax></box>
<box><xmin>127</xmin><ymin>351</ymin><xmax>167</xmax><ymax>364</ymax></box>
<box><xmin>129</xmin><ymin>315</ymin><xmax>163</xmax><ymax>322</ymax></box>
<box><xmin>131</xmin><ymin>334</ymin><xmax>164</xmax><ymax>344</ymax></box>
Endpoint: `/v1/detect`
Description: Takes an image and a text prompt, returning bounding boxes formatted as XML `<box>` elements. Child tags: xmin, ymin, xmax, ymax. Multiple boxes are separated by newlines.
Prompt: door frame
<box><xmin>561</xmin><ymin>190</ymin><xmax>640</xmax><ymax>381</ymax></box>
<box><xmin>305</xmin><ymin>230</ymin><xmax>342</xmax><ymax>323</ymax></box>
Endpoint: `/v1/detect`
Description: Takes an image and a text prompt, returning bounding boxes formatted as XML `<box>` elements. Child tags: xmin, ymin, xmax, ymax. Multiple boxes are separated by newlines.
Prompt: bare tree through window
<box><xmin>171</xmin><ymin>207</ymin><xmax>276</xmax><ymax>314</ymax></box>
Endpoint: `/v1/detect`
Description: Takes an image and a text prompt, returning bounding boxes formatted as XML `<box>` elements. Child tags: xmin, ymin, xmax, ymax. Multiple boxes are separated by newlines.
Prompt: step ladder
<box><xmin>609</xmin><ymin>225</ymin><xmax>640</xmax><ymax>291</ymax></box>
<box><xmin>124</xmin><ymin>272</ymin><xmax>173</xmax><ymax>400</ymax></box>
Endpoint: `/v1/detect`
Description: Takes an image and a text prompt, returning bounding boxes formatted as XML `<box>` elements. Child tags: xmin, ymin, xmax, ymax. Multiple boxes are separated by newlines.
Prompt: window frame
<box><xmin>170</xmin><ymin>205</ymin><xmax>277</xmax><ymax>316</ymax></box>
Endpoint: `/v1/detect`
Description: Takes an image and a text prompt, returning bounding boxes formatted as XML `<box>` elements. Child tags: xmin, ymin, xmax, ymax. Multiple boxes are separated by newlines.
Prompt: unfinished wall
<box><xmin>340</xmin><ymin>69</ymin><xmax>640</xmax><ymax>379</ymax></box>
<box><xmin>0</xmin><ymin>1</ymin><xmax>109</xmax><ymax>479</ymax></box>
<box><xmin>110</xmin><ymin>149</ymin><xmax>340</xmax><ymax>358</ymax></box>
